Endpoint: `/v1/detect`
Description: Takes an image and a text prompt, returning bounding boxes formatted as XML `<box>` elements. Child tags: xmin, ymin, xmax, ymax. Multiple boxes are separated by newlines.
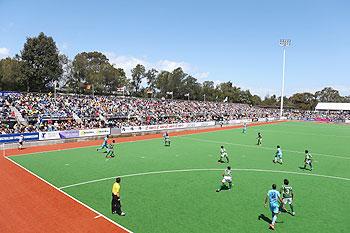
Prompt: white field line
<box><xmin>182</xmin><ymin>137</ymin><xmax>350</xmax><ymax>160</ymax></box>
<box><xmin>250</xmin><ymin>129</ymin><xmax>350</xmax><ymax>139</ymax></box>
<box><xmin>5</xmin><ymin>137</ymin><xmax>163</xmax><ymax>157</ymax></box>
<box><xmin>58</xmin><ymin>168</ymin><xmax>350</xmax><ymax>190</ymax></box>
<box><xmin>4</xmin><ymin>156</ymin><xmax>133</xmax><ymax>233</ymax></box>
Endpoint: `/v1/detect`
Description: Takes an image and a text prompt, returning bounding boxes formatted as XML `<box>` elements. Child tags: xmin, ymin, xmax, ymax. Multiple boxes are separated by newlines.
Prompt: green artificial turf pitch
<box><xmin>10</xmin><ymin>122</ymin><xmax>350</xmax><ymax>233</ymax></box>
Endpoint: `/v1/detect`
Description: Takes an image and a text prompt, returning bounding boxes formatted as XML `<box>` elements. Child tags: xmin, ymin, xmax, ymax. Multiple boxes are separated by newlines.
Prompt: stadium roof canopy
<box><xmin>315</xmin><ymin>102</ymin><xmax>350</xmax><ymax>111</ymax></box>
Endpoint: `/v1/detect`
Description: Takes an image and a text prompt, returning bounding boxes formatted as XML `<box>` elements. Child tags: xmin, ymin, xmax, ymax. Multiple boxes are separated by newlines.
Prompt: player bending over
<box><xmin>216</xmin><ymin>166</ymin><xmax>232</xmax><ymax>192</ymax></box>
<box><xmin>97</xmin><ymin>135</ymin><xmax>109</xmax><ymax>151</ymax></box>
<box><xmin>257</xmin><ymin>132</ymin><xmax>262</xmax><ymax>146</ymax></box>
<box><xmin>280</xmin><ymin>179</ymin><xmax>295</xmax><ymax>216</ymax></box>
<box><xmin>303</xmin><ymin>150</ymin><xmax>313</xmax><ymax>171</ymax></box>
<box><xmin>163</xmin><ymin>132</ymin><xmax>171</xmax><ymax>146</ymax></box>
<box><xmin>242</xmin><ymin>122</ymin><xmax>247</xmax><ymax>134</ymax></box>
<box><xmin>273</xmin><ymin>145</ymin><xmax>283</xmax><ymax>164</ymax></box>
<box><xmin>18</xmin><ymin>135</ymin><xmax>24</xmax><ymax>150</ymax></box>
<box><xmin>218</xmin><ymin>145</ymin><xmax>229</xmax><ymax>163</ymax></box>
<box><xmin>264</xmin><ymin>184</ymin><xmax>284</xmax><ymax>230</ymax></box>
<box><xmin>106</xmin><ymin>140</ymin><xmax>116</xmax><ymax>158</ymax></box>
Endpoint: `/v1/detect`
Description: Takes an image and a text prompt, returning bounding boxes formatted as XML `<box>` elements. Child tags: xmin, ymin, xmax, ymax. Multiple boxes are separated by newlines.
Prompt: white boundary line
<box><xmin>4</xmin><ymin>156</ymin><xmax>133</xmax><ymax>233</ymax></box>
<box><xmin>59</xmin><ymin>168</ymin><xmax>350</xmax><ymax>190</ymax></box>
<box><xmin>181</xmin><ymin>137</ymin><xmax>350</xmax><ymax>160</ymax></box>
<box><xmin>5</xmin><ymin>137</ymin><xmax>164</xmax><ymax>157</ymax></box>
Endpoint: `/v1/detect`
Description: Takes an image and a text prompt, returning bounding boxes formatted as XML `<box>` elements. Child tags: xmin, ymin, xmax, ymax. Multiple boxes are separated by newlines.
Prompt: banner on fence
<box><xmin>121</xmin><ymin>121</ymin><xmax>215</xmax><ymax>134</ymax></box>
<box><xmin>39</xmin><ymin>128</ymin><xmax>109</xmax><ymax>141</ymax></box>
<box><xmin>0</xmin><ymin>132</ymin><xmax>39</xmax><ymax>143</ymax></box>
<box><xmin>79</xmin><ymin>128</ymin><xmax>110</xmax><ymax>137</ymax></box>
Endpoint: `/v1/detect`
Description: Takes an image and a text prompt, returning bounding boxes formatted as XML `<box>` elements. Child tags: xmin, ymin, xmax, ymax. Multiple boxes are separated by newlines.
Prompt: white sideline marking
<box><xmin>58</xmin><ymin>168</ymin><xmax>350</xmax><ymax>190</ymax></box>
<box><xmin>251</xmin><ymin>129</ymin><xmax>350</xmax><ymax>139</ymax></box>
<box><xmin>182</xmin><ymin>137</ymin><xmax>350</xmax><ymax>160</ymax></box>
<box><xmin>5</xmin><ymin>156</ymin><xmax>133</xmax><ymax>233</ymax></box>
<box><xmin>94</xmin><ymin>214</ymin><xmax>102</xmax><ymax>219</ymax></box>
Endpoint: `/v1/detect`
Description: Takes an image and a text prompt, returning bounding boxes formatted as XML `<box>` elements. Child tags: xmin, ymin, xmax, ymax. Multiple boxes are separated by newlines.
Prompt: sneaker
<box><xmin>120</xmin><ymin>212</ymin><xmax>126</xmax><ymax>216</ymax></box>
<box><xmin>292</xmin><ymin>212</ymin><xmax>295</xmax><ymax>216</ymax></box>
<box><xmin>216</xmin><ymin>189</ymin><xmax>220</xmax><ymax>192</ymax></box>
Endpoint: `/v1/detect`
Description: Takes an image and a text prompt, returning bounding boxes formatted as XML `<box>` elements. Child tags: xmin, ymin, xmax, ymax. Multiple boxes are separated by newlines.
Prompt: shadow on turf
<box><xmin>258</xmin><ymin>214</ymin><xmax>284</xmax><ymax>224</ymax></box>
<box><xmin>258</xmin><ymin>214</ymin><xmax>271</xmax><ymax>224</ymax></box>
<box><xmin>298</xmin><ymin>166</ymin><xmax>312</xmax><ymax>171</ymax></box>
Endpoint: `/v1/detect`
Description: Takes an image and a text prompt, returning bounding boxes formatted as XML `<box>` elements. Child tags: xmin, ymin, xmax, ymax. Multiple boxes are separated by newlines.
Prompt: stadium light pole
<box><xmin>279</xmin><ymin>39</ymin><xmax>291</xmax><ymax>118</ymax></box>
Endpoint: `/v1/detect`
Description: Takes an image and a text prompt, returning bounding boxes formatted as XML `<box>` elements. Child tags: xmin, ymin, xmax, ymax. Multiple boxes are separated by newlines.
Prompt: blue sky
<box><xmin>1</xmin><ymin>0</ymin><xmax>350</xmax><ymax>97</ymax></box>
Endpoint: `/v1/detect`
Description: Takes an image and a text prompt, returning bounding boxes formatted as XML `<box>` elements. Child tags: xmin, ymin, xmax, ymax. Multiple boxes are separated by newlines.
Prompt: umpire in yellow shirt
<box><xmin>112</xmin><ymin>177</ymin><xmax>126</xmax><ymax>216</ymax></box>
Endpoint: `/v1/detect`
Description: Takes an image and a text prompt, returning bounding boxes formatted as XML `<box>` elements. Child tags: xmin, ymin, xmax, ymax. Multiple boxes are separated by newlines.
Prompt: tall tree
<box><xmin>71</xmin><ymin>51</ymin><xmax>120</xmax><ymax>94</ymax></box>
<box><xmin>131</xmin><ymin>64</ymin><xmax>146</xmax><ymax>95</ymax></box>
<box><xmin>315</xmin><ymin>87</ymin><xmax>342</xmax><ymax>102</ymax></box>
<box><xmin>20</xmin><ymin>32</ymin><xmax>62</xmax><ymax>92</ymax></box>
<box><xmin>201</xmin><ymin>81</ymin><xmax>217</xmax><ymax>101</ymax></box>
<box><xmin>181</xmin><ymin>75</ymin><xmax>201</xmax><ymax>100</ymax></box>
<box><xmin>289</xmin><ymin>92</ymin><xmax>316</xmax><ymax>110</ymax></box>
<box><xmin>0</xmin><ymin>57</ymin><xmax>25</xmax><ymax>91</ymax></box>
<box><xmin>145</xmin><ymin>68</ymin><xmax>158</xmax><ymax>93</ymax></box>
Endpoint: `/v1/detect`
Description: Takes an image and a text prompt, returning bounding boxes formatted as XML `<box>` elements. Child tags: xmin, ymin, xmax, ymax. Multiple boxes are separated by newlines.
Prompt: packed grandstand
<box><xmin>1</xmin><ymin>92</ymin><xmax>349</xmax><ymax>134</ymax></box>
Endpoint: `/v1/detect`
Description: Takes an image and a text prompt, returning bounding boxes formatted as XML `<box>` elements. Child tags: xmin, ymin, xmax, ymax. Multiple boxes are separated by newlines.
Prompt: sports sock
<box><xmin>272</xmin><ymin>215</ymin><xmax>277</xmax><ymax>225</ymax></box>
<box><xmin>290</xmin><ymin>204</ymin><xmax>294</xmax><ymax>213</ymax></box>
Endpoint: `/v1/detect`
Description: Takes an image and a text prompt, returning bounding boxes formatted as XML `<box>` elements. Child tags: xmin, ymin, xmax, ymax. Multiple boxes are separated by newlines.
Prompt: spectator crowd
<box><xmin>1</xmin><ymin>93</ymin><xmax>350</xmax><ymax>134</ymax></box>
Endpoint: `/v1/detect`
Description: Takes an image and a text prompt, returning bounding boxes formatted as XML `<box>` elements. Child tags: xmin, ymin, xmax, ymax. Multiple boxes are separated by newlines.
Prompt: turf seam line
<box><xmin>58</xmin><ymin>168</ymin><xmax>350</xmax><ymax>190</ymax></box>
<box><xmin>182</xmin><ymin>137</ymin><xmax>350</xmax><ymax>160</ymax></box>
<box><xmin>4</xmin><ymin>156</ymin><xmax>133</xmax><ymax>233</ymax></box>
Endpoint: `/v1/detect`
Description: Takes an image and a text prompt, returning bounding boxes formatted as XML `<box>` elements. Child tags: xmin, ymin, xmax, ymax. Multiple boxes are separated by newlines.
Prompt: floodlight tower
<box><xmin>279</xmin><ymin>39</ymin><xmax>291</xmax><ymax>118</ymax></box>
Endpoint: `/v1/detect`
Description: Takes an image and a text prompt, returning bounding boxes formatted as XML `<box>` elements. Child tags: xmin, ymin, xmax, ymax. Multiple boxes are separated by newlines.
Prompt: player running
<box><xmin>264</xmin><ymin>184</ymin><xmax>284</xmax><ymax>230</ymax></box>
<box><xmin>97</xmin><ymin>135</ymin><xmax>109</xmax><ymax>151</ymax></box>
<box><xmin>242</xmin><ymin>122</ymin><xmax>247</xmax><ymax>134</ymax></box>
<box><xmin>163</xmin><ymin>132</ymin><xmax>171</xmax><ymax>146</ymax></box>
<box><xmin>218</xmin><ymin>145</ymin><xmax>229</xmax><ymax>163</ymax></box>
<box><xmin>303</xmin><ymin>150</ymin><xmax>313</xmax><ymax>171</ymax></box>
<box><xmin>273</xmin><ymin>145</ymin><xmax>283</xmax><ymax>164</ymax></box>
<box><xmin>280</xmin><ymin>179</ymin><xmax>295</xmax><ymax>216</ymax></box>
<box><xmin>257</xmin><ymin>132</ymin><xmax>263</xmax><ymax>146</ymax></box>
<box><xmin>18</xmin><ymin>135</ymin><xmax>24</xmax><ymax>150</ymax></box>
<box><xmin>216</xmin><ymin>166</ymin><xmax>233</xmax><ymax>192</ymax></box>
<box><xmin>106</xmin><ymin>140</ymin><xmax>116</xmax><ymax>158</ymax></box>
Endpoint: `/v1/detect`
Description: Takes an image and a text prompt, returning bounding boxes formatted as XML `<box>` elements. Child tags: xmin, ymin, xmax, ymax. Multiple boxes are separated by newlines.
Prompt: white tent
<box><xmin>315</xmin><ymin>102</ymin><xmax>350</xmax><ymax>111</ymax></box>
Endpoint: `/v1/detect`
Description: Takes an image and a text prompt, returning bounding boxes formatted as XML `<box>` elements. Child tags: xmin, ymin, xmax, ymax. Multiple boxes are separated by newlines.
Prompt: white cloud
<box><xmin>105</xmin><ymin>52</ymin><xmax>209</xmax><ymax>82</ymax></box>
<box><xmin>0</xmin><ymin>47</ymin><xmax>10</xmax><ymax>59</ymax></box>
<box><xmin>155</xmin><ymin>59</ymin><xmax>191</xmax><ymax>72</ymax></box>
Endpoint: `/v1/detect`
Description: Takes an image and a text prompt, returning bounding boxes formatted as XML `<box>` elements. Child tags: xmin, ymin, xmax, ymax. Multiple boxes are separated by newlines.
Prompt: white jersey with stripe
<box><xmin>224</xmin><ymin>168</ymin><xmax>232</xmax><ymax>177</ymax></box>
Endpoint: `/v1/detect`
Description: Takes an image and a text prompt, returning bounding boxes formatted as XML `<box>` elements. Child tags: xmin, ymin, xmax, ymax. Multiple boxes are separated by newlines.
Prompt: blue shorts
<box><xmin>270</xmin><ymin>204</ymin><xmax>279</xmax><ymax>214</ymax></box>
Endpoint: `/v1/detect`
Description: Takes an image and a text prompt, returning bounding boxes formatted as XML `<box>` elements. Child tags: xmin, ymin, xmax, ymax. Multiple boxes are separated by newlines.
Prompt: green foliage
<box><xmin>70</xmin><ymin>51</ymin><xmax>127</xmax><ymax>94</ymax></box>
<box><xmin>289</xmin><ymin>92</ymin><xmax>317</xmax><ymax>110</ymax></box>
<box><xmin>20</xmin><ymin>32</ymin><xmax>62</xmax><ymax>92</ymax></box>
<box><xmin>315</xmin><ymin>87</ymin><xmax>343</xmax><ymax>102</ymax></box>
<box><xmin>0</xmin><ymin>57</ymin><xmax>25</xmax><ymax>91</ymax></box>
<box><xmin>131</xmin><ymin>64</ymin><xmax>146</xmax><ymax>95</ymax></box>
